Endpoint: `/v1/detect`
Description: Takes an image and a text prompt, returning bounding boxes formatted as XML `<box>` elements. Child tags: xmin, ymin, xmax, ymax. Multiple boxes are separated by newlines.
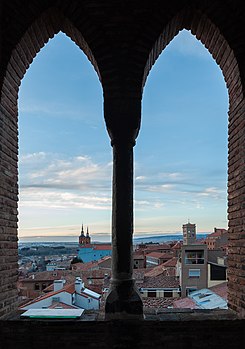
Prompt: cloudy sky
<box><xmin>18</xmin><ymin>30</ymin><xmax>229</xmax><ymax>241</ymax></box>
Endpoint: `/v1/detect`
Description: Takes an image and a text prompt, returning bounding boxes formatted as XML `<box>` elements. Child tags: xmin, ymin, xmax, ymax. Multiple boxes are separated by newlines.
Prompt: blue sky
<box><xmin>18</xmin><ymin>30</ymin><xmax>228</xmax><ymax>241</ymax></box>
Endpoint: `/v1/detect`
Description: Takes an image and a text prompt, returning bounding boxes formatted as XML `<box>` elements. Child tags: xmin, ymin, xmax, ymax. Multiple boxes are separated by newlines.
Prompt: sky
<box><xmin>18</xmin><ymin>30</ymin><xmax>229</xmax><ymax>241</ymax></box>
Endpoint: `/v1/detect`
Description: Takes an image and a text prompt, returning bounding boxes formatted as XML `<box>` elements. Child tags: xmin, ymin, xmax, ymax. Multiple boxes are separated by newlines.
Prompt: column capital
<box><xmin>104</xmin><ymin>96</ymin><xmax>141</xmax><ymax>146</ymax></box>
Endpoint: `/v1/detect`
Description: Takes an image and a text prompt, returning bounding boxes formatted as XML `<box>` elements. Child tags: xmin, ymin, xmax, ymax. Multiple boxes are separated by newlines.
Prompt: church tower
<box><xmin>79</xmin><ymin>224</ymin><xmax>86</xmax><ymax>245</ymax></box>
<box><xmin>182</xmin><ymin>220</ymin><xmax>196</xmax><ymax>245</ymax></box>
<box><xmin>85</xmin><ymin>227</ymin><xmax>91</xmax><ymax>244</ymax></box>
<box><xmin>79</xmin><ymin>224</ymin><xmax>91</xmax><ymax>245</ymax></box>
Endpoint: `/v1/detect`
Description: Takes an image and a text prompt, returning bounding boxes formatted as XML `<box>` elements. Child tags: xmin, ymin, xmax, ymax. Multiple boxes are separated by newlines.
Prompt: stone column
<box><xmin>104</xmin><ymin>97</ymin><xmax>143</xmax><ymax>319</ymax></box>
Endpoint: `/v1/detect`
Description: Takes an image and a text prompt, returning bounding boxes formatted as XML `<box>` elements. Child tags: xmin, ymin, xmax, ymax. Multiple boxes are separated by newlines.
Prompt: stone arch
<box><xmin>0</xmin><ymin>7</ymin><xmax>102</xmax><ymax>318</ymax></box>
<box><xmin>143</xmin><ymin>9</ymin><xmax>243</xmax><ymax>109</ymax></box>
<box><xmin>142</xmin><ymin>8</ymin><xmax>245</xmax><ymax>318</ymax></box>
<box><xmin>0</xmin><ymin>7</ymin><xmax>101</xmax><ymax>114</ymax></box>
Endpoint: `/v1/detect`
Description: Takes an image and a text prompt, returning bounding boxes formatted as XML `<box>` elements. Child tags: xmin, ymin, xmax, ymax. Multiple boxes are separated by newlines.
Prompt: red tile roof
<box><xmin>20</xmin><ymin>282</ymin><xmax>75</xmax><ymax>308</ymax></box>
<box><xmin>146</xmin><ymin>252</ymin><xmax>167</xmax><ymax>259</ymax></box>
<box><xmin>140</xmin><ymin>275</ymin><xmax>180</xmax><ymax>289</ymax></box>
<box><xmin>93</xmin><ymin>244</ymin><xmax>111</xmax><ymax>251</ymax></box>
<box><xmin>144</xmin><ymin>244</ymin><xmax>171</xmax><ymax>252</ymax></box>
<box><xmin>209</xmin><ymin>282</ymin><xmax>227</xmax><ymax>300</ymax></box>
<box><xmin>48</xmin><ymin>302</ymin><xmax>78</xmax><ymax>309</ymax></box>
<box><xmin>144</xmin><ymin>258</ymin><xmax>178</xmax><ymax>277</ymax></box>
<box><xmin>72</xmin><ymin>261</ymin><xmax>99</xmax><ymax>271</ymax></box>
<box><xmin>173</xmin><ymin>297</ymin><xmax>198</xmax><ymax>309</ymax></box>
<box><xmin>146</xmin><ymin>252</ymin><xmax>173</xmax><ymax>260</ymax></box>
<box><xmin>172</xmin><ymin>241</ymin><xmax>182</xmax><ymax>249</ymax></box>
<box><xmin>22</xmin><ymin>270</ymin><xmax>73</xmax><ymax>282</ymax></box>
<box><xmin>97</xmin><ymin>256</ymin><xmax>111</xmax><ymax>264</ymax></box>
<box><xmin>143</xmin><ymin>297</ymin><xmax>175</xmax><ymax>308</ymax></box>
<box><xmin>206</xmin><ymin>229</ymin><xmax>227</xmax><ymax>239</ymax></box>
<box><xmin>144</xmin><ymin>265</ymin><xmax>165</xmax><ymax>277</ymax></box>
<box><xmin>162</xmin><ymin>257</ymin><xmax>178</xmax><ymax>268</ymax></box>
<box><xmin>133</xmin><ymin>254</ymin><xmax>145</xmax><ymax>260</ymax></box>
<box><xmin>72</xmin><ymin>256</ymin><xmax>112</xmax><ymax>271</ymax></box>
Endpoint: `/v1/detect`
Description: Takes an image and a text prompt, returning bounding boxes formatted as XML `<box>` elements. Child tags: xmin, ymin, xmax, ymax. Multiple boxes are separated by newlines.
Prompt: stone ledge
<box><xmin>4</xmin><ymin>308</ymin><xmax>238</xmax><ymax>321</ymax></box>
<box><xmin>0</xmin><ymin>317</ymin><xmax>244</xmax><ymax>349</ymax></box>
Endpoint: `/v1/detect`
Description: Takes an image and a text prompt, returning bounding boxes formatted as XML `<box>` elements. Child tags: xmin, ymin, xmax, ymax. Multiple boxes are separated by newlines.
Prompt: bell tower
<box><xmin>183</xmin><ymin>220</ymin><xmax>196</xmax><ymax>245</ymax></box>
<box><xmin>85</xmin><ymin>227</ymin><xmax>91</xmax><ymax>244</ymax></box>
<box><xmin>79</xmin><ymin>224</ymin><xmax>91</xmax><ymax>245</ymax></box>
<box><xmin>79</xmin><ymin>224</ymin><xmax>86</xmax><ymax>245</ymax></box>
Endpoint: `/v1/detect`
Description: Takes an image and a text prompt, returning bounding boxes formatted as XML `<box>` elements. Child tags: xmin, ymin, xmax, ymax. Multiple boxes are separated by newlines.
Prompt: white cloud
<box><xmin>158</xmin><ymin>172</ymin><xmax>183</xmax><ymax>179</ymax></box>
<box><xmin>19</xmin><ymin>152</ymin><xmax>112</xmax><ymax>211</ymax></box>
<box><xmin>146</xmin><ymin>183</ymin><xmax>175</xmax><ymax>192</ymax></box>
<box><xmin>20</xmin><ymin>152</ymin><xmax>111</xmax><ymax>190</ymax></box>
<box><xmin>19</xmin><ymin>152</ymin><xmax>46</xmax><ymax>163</ymax></box>
<box><xmin>198</xmin><ymin>187</ymin><xmax>225</xmax><ymax>199</ymax></box>
<box><xmin>135</xmin><ymin>176</ymin><xmax>146</xmax><ymax>181</ymax></box>
<box><xmin>19</xmin><ymin>188</ymin><xmax>111</xmax><ymax>210</ymax></box>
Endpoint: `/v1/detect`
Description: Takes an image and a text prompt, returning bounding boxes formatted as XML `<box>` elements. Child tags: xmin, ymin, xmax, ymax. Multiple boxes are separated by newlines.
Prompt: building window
<box><xmin>164</xmin><ymin>291</ymin><xmax>173</xmax><ymax>297</ymax></box>
<box><xmin>189</xmin><ymin>269</ymin><xmax>201</xmax><ymax>278</ymax></box>
<box><xmin>148</xmin><ymin>291</ymin><xmax>156</xmax><ymax>297</ymax></box>
<box><xmin>185</xmin><ymin>250</ymin><xmax>204</xmax><ymax>264</ymax></box>
<box><xmin>34</xmin><ymin>283</ymin><xmax>40</xmax><ymax>290</ymax></box>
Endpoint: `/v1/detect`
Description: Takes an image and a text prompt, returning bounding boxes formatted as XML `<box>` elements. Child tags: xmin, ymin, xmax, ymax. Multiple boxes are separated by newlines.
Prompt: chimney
<box><xmin>75</xmin><ymin>277</ymin><xmax>85</xmax><ymax>293</ymax></box>
<box><xmin>53</xmin><ymin>279</ymin><xmax>66</xmax><ymax>292</ymax></box>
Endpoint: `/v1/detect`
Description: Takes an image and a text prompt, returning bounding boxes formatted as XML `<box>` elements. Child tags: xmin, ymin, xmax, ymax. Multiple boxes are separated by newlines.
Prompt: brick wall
<box><xmin>0</xmin><ymin>6</ymin><xmax>101</xmax><ymax>318</ymax></box>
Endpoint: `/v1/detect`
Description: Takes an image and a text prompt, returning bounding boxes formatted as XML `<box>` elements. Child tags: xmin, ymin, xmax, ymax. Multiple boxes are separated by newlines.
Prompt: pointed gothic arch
<box><xmin>142</xmin><ymin>8</ymin><xmax>245</xmax><ymax>317</ymax></box>
<box><xmin>0</xmin><ymin>7</ymin><xmax>102</xmax><ymax>317</ymax></box>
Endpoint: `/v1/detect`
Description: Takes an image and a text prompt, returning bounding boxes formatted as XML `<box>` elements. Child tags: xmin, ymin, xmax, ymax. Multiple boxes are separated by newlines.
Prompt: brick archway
<box><xmin>0</xmin><ymin>1</ymin><xmax>245</xmax><ymax>320</ymax></box>
<box><xmin>0</xmin><ymin>7</ymin><xmax>101</xmax><ymax>318</ymax></box>
<box><xmin>142</xmin><ymin>8</ymin><xmax>245</xmax><ymax>317</ymax></box>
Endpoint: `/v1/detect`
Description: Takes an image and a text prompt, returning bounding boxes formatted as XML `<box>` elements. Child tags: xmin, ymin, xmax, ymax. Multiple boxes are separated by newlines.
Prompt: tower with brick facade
<box><xmin>183</xmin><ymin>221</ymin><xmax>196</xmax><ymax>245</ymax></box>
<box><xmin>79</xmin><ymin>224</ymin><xmax>91</xmax><ymax>246</ymax></box>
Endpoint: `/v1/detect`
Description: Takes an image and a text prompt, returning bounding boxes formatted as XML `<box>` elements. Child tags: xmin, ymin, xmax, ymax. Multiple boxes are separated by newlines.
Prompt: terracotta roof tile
<box><xmin>93</xmin><ymin>244</ymin><xmax>111</xmax><ymax>251</ymax></box>
<box><xmin>72</xmin><ymin>261</ymin><xmax>99</xmax><ymax>271</ymax></box>
<box><xmin>162</xmin><ymin>257</ymin><xmax>178</xmax><ymax>267</ymax></box>
<box><xmin>140</xmin><ymin>275</ymin><xmax>180</xmax><ymax>289</ymax></box>
<box><xmin>172</xmin><ymin>241</ymin><xmax>182</xmax><ymax>249</ymax></box>
<box><xmin>146</xmin><ymin>252</ymin><xmax>173</xmax><ymax>259</ymax></box>
<box><xmin>143</xmin><ymin>297</ymin><xmax>175</xmax><ymax>308</ymax></box>
<box><xmin>144</xmin><ymin>265</ymin><xmax>165</xmax><ymax>277</ymax></box>
<box><xmin>144</xmin><ymin>258</ymin><xmax>177</xmax><ymax>277</ymax></box>
<box><xmin>209</xmin><ymin>282</ymin><xmax>227</xmax><ymax>300</ymax></box>
<box><xmin>20</xmin><ymin>282</ymin><xmax>75</xmax><ymax>308</ymax></box>
<box><xmin>133</xmin><ymin>255</ymin><xmax>145</xmax><ymax>260</ymax></box>
<box><xmin>173</xmin><ymin>297</ymin><xmax>198</xmax><ymax>309</ymax></box>
<box><xmin>144</xmin><ymin>244</ymin><xmax>171</xmax><ymax>252</ymax></box>
<box><xmin>23</xmin><ymin>270</ymin><xmax>71</xmax><ymax>282</ymax></box>
<box><xmin>48</xmin><ymin>302</ymin><xmax>78</xmax><ymax>309</ymax></box>
<box><xmin>97</xmin><ymin>256</ymin><xmax>111</xmax><ymax>264</ymax></box>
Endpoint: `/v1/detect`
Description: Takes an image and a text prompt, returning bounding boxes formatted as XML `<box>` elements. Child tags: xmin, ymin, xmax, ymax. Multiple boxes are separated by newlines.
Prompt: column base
<box><xmin>105</xmin><ymin>279</ymin><xmax>143</xmax><ymax>320</ymax></box>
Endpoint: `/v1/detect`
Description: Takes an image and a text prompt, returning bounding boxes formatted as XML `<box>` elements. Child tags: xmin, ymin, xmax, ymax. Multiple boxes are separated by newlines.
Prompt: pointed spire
<box><xmin>86</xmin><ymin>226</ymin><xmax>89</xmax><ymax>237</ymax></box>
<box><xmin>80</xmin><ymin>223</ymin><xmax>85</xmax><ymax>236</ymax></box>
